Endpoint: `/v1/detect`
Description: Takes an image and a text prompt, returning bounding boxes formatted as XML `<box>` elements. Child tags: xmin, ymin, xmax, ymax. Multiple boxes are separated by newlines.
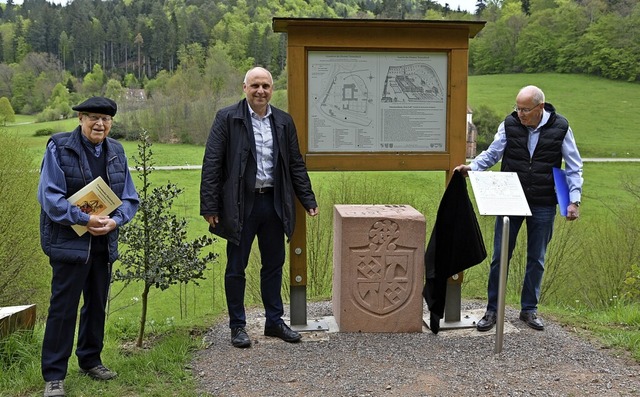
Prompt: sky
<box><xmin>436</xmin><ymin>0</ymin><xmax>477</xmax><ymax>13</ymax></box>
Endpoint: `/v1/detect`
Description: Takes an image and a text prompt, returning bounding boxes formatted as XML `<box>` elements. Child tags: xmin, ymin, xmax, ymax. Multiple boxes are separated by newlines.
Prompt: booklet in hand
<box><xmin>67</xmin><ymin>176</ymin><xmax>122</xmax><ymax>236</ymax></box>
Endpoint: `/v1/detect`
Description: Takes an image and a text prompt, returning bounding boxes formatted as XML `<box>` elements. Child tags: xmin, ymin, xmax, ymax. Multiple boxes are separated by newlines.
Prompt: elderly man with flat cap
<box><xmin>38</xmin><ymin>97</ymin><xmax>139</xmax><ymax>397</ymax></box>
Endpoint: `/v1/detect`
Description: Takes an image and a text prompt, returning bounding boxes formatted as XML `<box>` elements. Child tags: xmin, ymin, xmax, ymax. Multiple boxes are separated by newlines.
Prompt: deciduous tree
<box><xmin>115</xmin><ymin>130</ymin><xmax>218</xmax><ymax>347</ymax></box>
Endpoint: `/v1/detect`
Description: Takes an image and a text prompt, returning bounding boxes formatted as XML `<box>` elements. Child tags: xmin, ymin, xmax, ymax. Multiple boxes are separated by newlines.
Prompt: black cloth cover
<box><xmin>423</xmin><ymin>170</ymin><xmax>487</xmax><ymax>334</ymax></box>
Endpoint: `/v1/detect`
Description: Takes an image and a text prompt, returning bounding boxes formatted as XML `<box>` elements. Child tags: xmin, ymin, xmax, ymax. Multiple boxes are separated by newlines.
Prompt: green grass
<box><xmin>0</xmin><ymin>325</ymin><xmax>206</xmax><ymax>397</ymax></box>
<box><xmin>468</xmin><ymin>73</ymin><xmax>640</xmax><ymax>158</ymax></box>
<box><xmin>543</xmin><ymin>302</ymin><xmax>640</xmax><ymax>361</ymax></box>
<box><xmin>122</xmin><ymin>141</ymin><xmax>206</xmax><ymax>167</ymax></box>
<box><xmin>2</xmin><ymin>73</ymin><xmax>640</xmax><ymax>396</ymax></box>
<box><xmin>4</xmin><ymin>117</ymin><xmax>78</xmax><ymax>159</ymax></box>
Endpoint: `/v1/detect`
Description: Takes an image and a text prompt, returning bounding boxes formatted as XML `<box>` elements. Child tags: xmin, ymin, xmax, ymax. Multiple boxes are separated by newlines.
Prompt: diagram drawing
<box><xmin>313</xmin><ymin>65</ymin><xmax>374</xmax><ymax>128</ymax></box>
<box><xmin>382</xmin><ymin>63</ymin><xmax>444</xmax><ymax>103</ymax></box>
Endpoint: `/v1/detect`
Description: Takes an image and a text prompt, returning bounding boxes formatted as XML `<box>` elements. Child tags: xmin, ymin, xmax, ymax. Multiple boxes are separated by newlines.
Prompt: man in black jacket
<box><xmin>200</xmin><ymin>67</ymin><xmax>319</xmax><ymax>348</ymax></box>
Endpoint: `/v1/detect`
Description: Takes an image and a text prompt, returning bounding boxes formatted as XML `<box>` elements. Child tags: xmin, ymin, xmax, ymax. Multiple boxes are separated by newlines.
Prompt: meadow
<box><xmin>1</xmin><ymin>73</ymin><xmax>639</xmax><ymax>396</ymax></box>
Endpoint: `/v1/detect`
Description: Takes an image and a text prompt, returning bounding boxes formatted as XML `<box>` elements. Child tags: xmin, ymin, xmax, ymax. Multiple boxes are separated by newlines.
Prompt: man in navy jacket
<box><xmin>200</xmin><ymin>67</ymin><xmax>318</xmax><ymax>348</ymax></box>
<box><xmin>38</xmin><ymin>97</ymin><xmax>139</xmax><ymax>397</ymax></box>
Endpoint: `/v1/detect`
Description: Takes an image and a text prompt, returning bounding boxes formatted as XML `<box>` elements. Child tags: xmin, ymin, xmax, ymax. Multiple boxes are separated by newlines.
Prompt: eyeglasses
<box><xmin>513</xmin><ymin>104</ymin><xmax>540</xmax><ymax>114</ymax></box>
<box><xmin>84</xmin><ymin>114</ymin><xmax>112</xmax><ymax>123</ymax></box>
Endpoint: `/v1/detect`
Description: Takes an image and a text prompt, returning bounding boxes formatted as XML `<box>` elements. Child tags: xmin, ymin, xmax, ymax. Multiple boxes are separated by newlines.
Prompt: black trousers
<box><xmin>41</xmin><ymin>252</ymin><xmax>111</xmax><ymax>381</ymax></box>
<box><xmin>224</xmin><ymin>192</ymin><xmax>286</xmax><ymax>329</ymax></box>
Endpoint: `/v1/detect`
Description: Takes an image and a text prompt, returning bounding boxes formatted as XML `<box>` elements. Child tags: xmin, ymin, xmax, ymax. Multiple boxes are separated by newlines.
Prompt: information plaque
<box><xmin>307</xmin><ymin>51</ymin><xmax>448</xmax><ymax>153</ymax></box>
<box><xmin>468</xmin><ymin>171</ymin><xmax>531</xmax><ymax>216</ymax></box>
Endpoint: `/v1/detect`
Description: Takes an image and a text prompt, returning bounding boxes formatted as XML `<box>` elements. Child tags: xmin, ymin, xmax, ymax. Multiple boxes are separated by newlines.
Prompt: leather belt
<box><xmin>254</xmin><ymin>187</ymin><xmax>273</xmax><ymax>194</ymax></box>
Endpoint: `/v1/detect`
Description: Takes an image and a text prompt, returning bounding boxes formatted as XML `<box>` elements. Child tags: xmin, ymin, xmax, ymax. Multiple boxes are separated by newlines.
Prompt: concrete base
<box><xmin>424</xmin><ymin>309</ymin><xmax>521</xmax><ymax>337</ymax></box>
<box><xmin>290</xmin><ymin>318</ymin><xmax>331</xmax><ymax>332</ymax></box>
<box><xmin>424</xmin><ymin>310</ymin><xmax>479</xmax><ymax>331</ymax></box>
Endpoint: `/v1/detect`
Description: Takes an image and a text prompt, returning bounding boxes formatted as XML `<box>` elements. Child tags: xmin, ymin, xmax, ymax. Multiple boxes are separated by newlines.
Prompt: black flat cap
<box><xmin>72</xmin><ymin>96</ymin><xmax>117</xmax><ymax>117</ymax></box>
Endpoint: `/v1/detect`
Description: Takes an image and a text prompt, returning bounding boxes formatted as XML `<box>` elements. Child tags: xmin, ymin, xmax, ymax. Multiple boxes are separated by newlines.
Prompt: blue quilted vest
<box><xmin>40</xmin><ymin>127</ymin><xmax>128</xmax><ymax>264</ymax></box>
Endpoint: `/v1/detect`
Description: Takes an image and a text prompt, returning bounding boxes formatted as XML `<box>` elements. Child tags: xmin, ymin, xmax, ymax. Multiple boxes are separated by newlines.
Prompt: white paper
<box><xmin>468</xmin><ymin>171</ymin><xmax>531</xmax><ymax>216</ymax></box>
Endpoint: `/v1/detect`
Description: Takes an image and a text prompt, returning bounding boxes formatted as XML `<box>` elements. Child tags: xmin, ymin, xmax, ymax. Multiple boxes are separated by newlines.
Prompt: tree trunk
<box><xmin>137</xmin><ymin>283</ymin><xmax>151</xmax><ymax>348</ymax></box>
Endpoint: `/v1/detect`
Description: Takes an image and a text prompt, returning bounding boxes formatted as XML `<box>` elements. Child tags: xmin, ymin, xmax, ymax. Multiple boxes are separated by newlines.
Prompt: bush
<box><xmin>33</xmin><ymin>128</ymin><xmax>55</xmax><ymax>137</ymax></box>
<box><xmin>36</xmin><ymin>104</ymin><xmax>73</xmax><ymax>122</ymax></box>
<box><xmin>0</xmin><ymin>132</ymin><xmax>49</xmax><ymax>308</ymax></box>
<box><xmin>107</xmin><ymin>121</ymin><xmax>131</xmax><ymax>140</ymax></box>
<box><xmin>471</xmin><ymin>105</ymin><xmax>503</xmax><ymax>153</ymax></box>
<box><xmin>115</xmin><ymin>130</ymin><xmax>218</xmax><ymax>347</ymax></box>
<box><xmin>623</xmin><ymin>264</ymin><xmax>640</xmax><ymax>302</ymax></box>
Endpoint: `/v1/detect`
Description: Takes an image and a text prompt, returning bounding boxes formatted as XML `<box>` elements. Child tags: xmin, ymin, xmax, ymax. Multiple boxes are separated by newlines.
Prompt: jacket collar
<box><xmin>66</xmin><ymin>126</ymin><xmax>113</xmax><ymax>158</ymax></box>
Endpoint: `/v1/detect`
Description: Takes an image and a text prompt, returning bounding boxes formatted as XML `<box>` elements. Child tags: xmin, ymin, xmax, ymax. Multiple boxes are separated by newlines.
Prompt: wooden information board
<box><xmin>272</xmin><ymin>18</ymin><xmax>485</xmax><ymax>325</ymax></box>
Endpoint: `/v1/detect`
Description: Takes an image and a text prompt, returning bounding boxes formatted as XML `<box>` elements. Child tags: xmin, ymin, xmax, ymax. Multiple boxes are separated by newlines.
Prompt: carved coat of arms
<box><xmin>350</xmin><ymin>219</ymin><xmax>415</xmax><ymax>315</ymax></box>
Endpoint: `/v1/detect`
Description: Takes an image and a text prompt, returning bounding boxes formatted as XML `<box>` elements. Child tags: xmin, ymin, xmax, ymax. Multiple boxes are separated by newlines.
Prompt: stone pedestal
<box><xmin>333</xmin><ymin>205</ymin><xmax>425</xmax><ymax>332</ymax></box>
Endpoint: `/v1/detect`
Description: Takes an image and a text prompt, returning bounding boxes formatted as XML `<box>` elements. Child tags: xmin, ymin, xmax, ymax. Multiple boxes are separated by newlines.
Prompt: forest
<box><xmin>0</xmin><ymin>0</ymin><xmax>637</xmax><ymax>142</ymax></box>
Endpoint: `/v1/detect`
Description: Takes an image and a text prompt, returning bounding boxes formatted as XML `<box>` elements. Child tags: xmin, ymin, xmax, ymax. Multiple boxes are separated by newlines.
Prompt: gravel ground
<box><xmin>191</xmin><ymin>301</ymin><xmax>640</xmax><ymax>397</ymax></box>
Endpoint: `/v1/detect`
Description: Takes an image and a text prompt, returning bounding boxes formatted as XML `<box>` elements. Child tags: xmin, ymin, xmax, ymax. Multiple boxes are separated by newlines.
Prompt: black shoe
<box><xmin>476</xmin><ymin>311</ymin><xmax>497</xmax><ymax>332</ymax></box>
<box><xmin>79</xmin><ymin>365</ymin><xmax>117</xmax><ymax>380</ymax></box>
<box><xmin>519</xmin><ymin>311</ymin><xmax>544</xmax><ymax>330</ymax></box>
<box><xmin>231</xmin><ymin>327</ymin><xmax>251</xmax><ymax>348</ymax></box>
<box><xmin>264</xmin><ymin>323</ymin><xmax>302</xmax><ymax>343</ymax></box>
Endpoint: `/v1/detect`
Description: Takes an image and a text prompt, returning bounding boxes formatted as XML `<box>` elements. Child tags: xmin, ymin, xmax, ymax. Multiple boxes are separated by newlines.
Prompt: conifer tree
<box><xmin>0</xmin><ymin>96</ymin><xmax>15</xmax><ymax>125</ymax></box>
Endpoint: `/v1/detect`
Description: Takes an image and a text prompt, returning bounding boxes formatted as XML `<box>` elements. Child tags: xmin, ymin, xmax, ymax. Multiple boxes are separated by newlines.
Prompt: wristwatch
<box><xmin>571</xmin><ymin>201</ymin><xmax>581</xmax><ymax>207</ymax></box>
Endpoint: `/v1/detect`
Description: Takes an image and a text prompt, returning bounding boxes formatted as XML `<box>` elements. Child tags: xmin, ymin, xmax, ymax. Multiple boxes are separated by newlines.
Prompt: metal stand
<box><xmin>424</xmin><ymin>274</ymin><xmax>479</xmax><ymax>331</ymax></box>
<box><xmin>444</xmin><ymin>275</ymin><xmax>462</xmax><ymax>322</ymax></box>
<box><xmin>290</xmin><ymin>285</ymin><xmax>329</xmax><ymax>332</ymax></box>
<box><xmin>495</xmin><ymin>216</ymin><xmax>509</xmax><ymax>354</ymax></box>
<box><xmin>441</xmin><ymin>275</ymin><xmax>477</xmax><ymax>329</ymax></box>
<box><xmin>290</xmin><ymin>285</ymin><xmax>306</xmax><ymax>326</ymax></box>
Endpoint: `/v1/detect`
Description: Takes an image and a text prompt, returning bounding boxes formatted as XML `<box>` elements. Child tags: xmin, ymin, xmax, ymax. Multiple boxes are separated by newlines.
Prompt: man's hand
<box><xmin>203</xmin><ymin>215</ymin><xmax>219</xmax><ymax>228</ymax></box>
<box><xmin>566</xmin><ymin>203</ymin><xmax>580</xmax><ymax>221</ymax></box>
<box><xmin>307</xmin><ymin>207</ymin><xmax>319</xmax><ymax>217</ymax></box>
<box><xmin>86</xmin><ymin>215</ymin><xmax>115</xmax><ymax>236</ymax></box>
<box><xmin>453</xmin><ymin>164</ymin><xmax>471</xmax><ymax>177</ymax></box>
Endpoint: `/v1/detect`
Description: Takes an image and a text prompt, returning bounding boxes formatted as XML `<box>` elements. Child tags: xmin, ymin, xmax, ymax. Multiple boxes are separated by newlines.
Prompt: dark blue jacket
<box><xmin>39</xmin><ymin>127</ymin><xmax>139</xmax><ymax>264</ymax></box>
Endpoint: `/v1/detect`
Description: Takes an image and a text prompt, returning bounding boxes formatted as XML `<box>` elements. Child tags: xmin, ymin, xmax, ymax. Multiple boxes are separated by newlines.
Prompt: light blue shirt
<box><xmin>470</xmin><ymin>109</ymin><xmax>583</xmax><ymax>203</ymax></box>
<box><xmin>248</xmin><ymin>103</ymin><xmax>275</xmax><ymax>189</ymax></box>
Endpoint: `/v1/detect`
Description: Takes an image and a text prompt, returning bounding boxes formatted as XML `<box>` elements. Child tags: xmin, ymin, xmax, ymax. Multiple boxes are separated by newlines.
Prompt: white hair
<box><xmin>518</xmin><ymin>85</ymin><xmax>545</xmax><ymax>104</ymax></box>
